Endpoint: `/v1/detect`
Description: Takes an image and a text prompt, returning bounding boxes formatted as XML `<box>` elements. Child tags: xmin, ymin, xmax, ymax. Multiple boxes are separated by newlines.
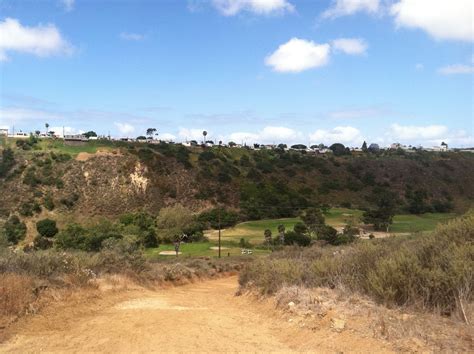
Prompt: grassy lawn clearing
<box><xmin>206</xmin><ymin>208</ymin><xmax>364</xmax><ymax>244</ymax></box>
<box><xmin>207</xmin><ymin>208</ymin><xmax>456</xmax><ymax>244</ymax></box>
<box><xmin>145</xmin><ymin>241</ymin><xmax>270</xmax><ymax>259</ymax></box>
<box><xmin>389</xmin><ymin>213</ymin><xmax>457</xmax><ymax>233</ymax></box>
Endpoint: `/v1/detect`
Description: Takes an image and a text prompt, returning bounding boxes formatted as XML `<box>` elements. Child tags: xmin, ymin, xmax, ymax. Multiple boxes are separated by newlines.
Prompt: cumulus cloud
<box><xmin>228</xmin><ymin>131</ymin><xmax>260</xmax><ymax>143</ymax></box>
<box><xmin>0</xmin><ymin>18</ymin><xmax>73</xmax><ymax>61</ymax></box>
<box><xmin>390</xmin><ymin>123</ymin><xmax>448</xmax><ymax>140</ymax></box>
<box><xmin>159</xmin><ymin>133</ymin><xmax>177</xmax><ymax>141</ymax></box>
<box><xmin>228</xmin><ymin>126</ymin><xmax>302</xmax><ymax>143</ymax></box>
<box><xmin>60</xmin><ymin>0</ymin><xmax>74</xmax><ymax>12</ymax></box>
<box><xmin>178</xmin><ymin>128</ymin><xmax>210</xmax><ymax>141</ymax></box>
<box><xmin>265</xmin><ymin>37</ymin><xmax>369</xmax><ymax>73</ymax></box>
<box><xmin>438</xmin><ymin>64</ymin><xmax>474</xmax><ymax>75</ymax></box>
<box><xmin>211</xmin><ymin>0</ymin><xmax>294</xmax><ymax>16</ymax></box>
<box><xmin>265</xmin><ymin>38</ymin><xmax>330</xmax><ymax>73</ymax></box>
<box><xmin>119</xmin><ymin>32</ymin><xmax>145</xmax><ymax>41</ymax></box>
<box><xmin>321</xmin><ymin>0</ymin><xmax>380</xmax><ymax>19</ymax></box>
<box><xmin>49</xmin><ymin>126</ymin><xmax>82</xmax><ymax>137</ymax></box>
<box><xmin>114</xmin><ymin>122</ymin><xmax>135</xmax><ymax>135</ymax></box>
<box><xmin>391</xmin><ymin>0</ymin><xmax>473</xmax><ymax>42</ymax></box>
<box><xmin>309</xmin><ymin>126</ymin><xmax>363</xmax><ymax>145</ymax></box>
<box><xmin>331</xmin><ymin>38</ymin><xmax>368</xmax><ymax>55</ymax></box>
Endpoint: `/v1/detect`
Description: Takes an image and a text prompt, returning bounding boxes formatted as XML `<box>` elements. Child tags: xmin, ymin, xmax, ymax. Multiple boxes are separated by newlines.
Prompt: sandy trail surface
<box><xmin>1</xmin><ymin>276</ymin><xmax>392</xmax><ymax>353</ymax></box>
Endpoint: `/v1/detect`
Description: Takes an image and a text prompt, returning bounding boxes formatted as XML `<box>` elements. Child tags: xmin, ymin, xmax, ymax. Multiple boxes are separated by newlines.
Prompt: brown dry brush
<box><xmin>239</xmin><ymin>214</ymin><xmax>474</xmax><ymax>321</ymax></box>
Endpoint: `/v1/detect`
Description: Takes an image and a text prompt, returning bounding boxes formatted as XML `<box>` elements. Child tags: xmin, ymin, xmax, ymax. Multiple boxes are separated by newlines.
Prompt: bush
<box><xmin>36</xmin><ymin>219</ymin><xmax>58</xmax><ymax>238</ymax></box>
<box><xmin>284</xmin><ymin>231</ymin><xmax>311</xmax><ymax>247</ymax></box>
<box><xmin>3</xmin><ymin>216</ymin><xmax>27</xmax><ymax>245</ymax></box>
<box><xmin>239</xmin><ymin>214</ymin><xmax>474</xmax><ymax>317</ymax></box>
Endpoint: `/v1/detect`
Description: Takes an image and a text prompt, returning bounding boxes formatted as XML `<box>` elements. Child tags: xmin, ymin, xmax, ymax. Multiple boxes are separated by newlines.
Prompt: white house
<box><xmin>0</xmin><ymin>128</ymin><xmax>8</xmax><ymax>137</ymax></box>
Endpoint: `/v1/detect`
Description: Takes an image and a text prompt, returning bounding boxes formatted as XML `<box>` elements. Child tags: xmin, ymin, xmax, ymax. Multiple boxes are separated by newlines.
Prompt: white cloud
<box><xmin>119</xmin><ymin>32</ymin><xmax>145</xmax><ymax>41</ymax></box>
<box><xmin>60</xmin><ymin>0</ymin><xmax>74</xmax><ymax>12</ymax></box>
<box><xmin>438</xmin><ymin>64</ymin><xmax>474</xmax><ymax>75</ymax></box>
<box><xmin>114</xmin><ymin>122</ymin><xmax>135</xmax><ymax>135</ymax></box>
<box><xmin>391</xmin><ymin>0</ymin><xmax>473</xmax><ymax>42</ymax></box>
<box><xmin>265</xmin><ymin>38</ymin><xmax>330</xmax><ymax>73</ymax></box>
<box><xmin>415</xmin><ymin>63</ymin><xmax>424</xmax><ymax>70</ymax></box>
<box><xmin>0</xmin><ymin>18</ymin><xmax>73</xmax><ymax>61</ymax></box>
<box><xmin>178</xmin><ymin>128</ymin><xmax>210</xmax><ymax>141</ymax></box>
<box><xmin>159</xmin><ymin>133</ymin><xmax>177</xmax><ymax>141</ymax></box>
<box><xmin>211</xmin><ymin>0</ymin><xmax>294</xmax><ymax>16</ymax></box>
<box><xmin>390</xmin><ymin>123</ymin><xmax>448</xmax><ymax>140</ymax></box>
<box><xmin>309</xmin><ymin>126</ymin><xmax>363</xmax><ymax>145</ymax></box>
<box><xmin>49</xmin><ymin>126</ymin><xmax>82</xmax><ymax>137</ymax></box>
<box><xmin>229</xmin><ymin>131</ymin><xmax>260</xmax><ymax>143</ymax></box>
<box><xmin>228</xmin><ymin>126</ymin><xmax>302</xmax><ymax>143</ymax></box>
<box><xmin>260</xmin><ymin>126</ymin><xmax>301</xmax><ymax>141</ymax></box>
<box><xmin>331</xmin><ymin>38</ymin><xmax>368</xmax><ymax>55</ymax></box>
<box><xmin>322</xmin><ymin>0</ymin><xmax>380</xmax><ymax>19</ymax></box>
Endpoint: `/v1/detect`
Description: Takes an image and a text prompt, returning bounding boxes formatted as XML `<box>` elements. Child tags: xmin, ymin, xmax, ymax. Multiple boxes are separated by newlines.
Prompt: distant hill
<box><xmin>1</xmin><ymin>138</ymin><xmax>473</xmax><ymax>222</ymax></box>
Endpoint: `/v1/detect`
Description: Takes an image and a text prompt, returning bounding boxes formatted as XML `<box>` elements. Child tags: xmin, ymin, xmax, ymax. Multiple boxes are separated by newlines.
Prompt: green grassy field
<box><xmin>145</xmin><ymin>241</ymin><xmax>270</xmax><ymax>259</ymax></box>
<box><xmin>388</xmin><ymin>213</ymin><xmax>456</xmax><ymax>233</ymax></box>
<box><xmin>206</xmin><ymin>208</ymin><xmax>457</xmax><ymax>244</ymax></box>
<box><xmin>206</xmin><ymin>208</ymin><xmax>364</xmax><ymax>244</ymax></box>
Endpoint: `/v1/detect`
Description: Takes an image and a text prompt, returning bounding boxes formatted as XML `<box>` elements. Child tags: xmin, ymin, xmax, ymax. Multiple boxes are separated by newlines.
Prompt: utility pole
<box><xmin>218</xmin><ymin>207</ymin><xmax>221</xmax><ymax>258</ymax></box>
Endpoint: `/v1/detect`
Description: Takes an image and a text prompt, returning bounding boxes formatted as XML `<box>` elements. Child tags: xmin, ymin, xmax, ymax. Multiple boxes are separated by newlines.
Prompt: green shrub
<box><xmin>3</xmin><ymin>216</ymin><xmax>27</xmax><ymax>245</ymax></box>
<box><xmin>43</xmin><ymin>193</ymin><xmax>55</xmax><ymax>211</ymax></box>
<box><xmin>36</xmin><ymin>219</ymin><xmax>59</xmax><ymax>238</ymax></box>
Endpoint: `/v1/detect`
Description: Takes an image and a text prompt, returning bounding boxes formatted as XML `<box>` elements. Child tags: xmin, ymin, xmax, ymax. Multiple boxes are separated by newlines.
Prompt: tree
<box><xmin>156</xmin><ymin>204</ymin><xmax>197</xmax><ymax>243</ymax></box>
<box><xmin>293</xmin><ymin>222</ymin><xmax>308</xmax><ymax>235</ymax></box>
<box><xmin>228</xmin><ymin>141</ymin><xmax>236</xmax><ymax>147</ymax></box>
<box><xmin>264</xmin><ymin>229</ymin><xmax>272</xmax><ymax>246</ymax></box>
<box><xmin>84</xmin><ymin>131</ymin><xmax>97</xmax><ymax>138</ymax></box>
<box><xmin>300</xmin><ymin>207</ymin><xmax>325</xmax><ymax>237</ymax></box>
<box><xmin>35</xmin><ymin>130</ymin><xmax>41</xmax><ymax>136</ymax></box>
<box><xmin>362</xmin><ymin>188</ymin><xmax>397</xmax><ymax>231</ymax></box>
<box><xmin>362</xmin><ymin>141</ymin><xmax>368</xmax><ymax>152</ymax></box>
<box><xmin>36</xmin><ymin>219</ymin><xmax>58</xmax><ymax>238</ymax></box>
<box><xmin>368</xmin><ymin>143</ymin><xmax>380</xmax><ymax>153</ymax></box>
<box><xmin>45</xmin><ymin>123</ymin><xmax>49</xmax><ymax>135</ymax></box>
<box><xmin>277</xmin><ymin>224</ymin><xmax>285</xmax><ymax>244</ymax></box>
<box><xmin>290</xmin><ymin>144</ymin><xmax>307</xmax><ymax>150</ymax></box>
<box><xmin>284</xmin><ymin>231</ymin><xmax>311</xmax><ymax>246</ymax></box>
<box><xmin>329</xmin><ymin>143</ymin><xmax>347</xmax><ymax>156</ymax></box>
<box><xmin>202</xmin><ymin>130</ymin><xmax>208</xmax><ymax>144</ymax></box>
<box><xmin>0</xmin><ymin>148</ymin><xmax>15</xmax><ymax>178</ymax></box>
<box><xmin>146</xmin><ymin>128</ymin><xmax>157</xmax><ymax>138</ymax></box>
<box><xmin>3</xmin><ymin>215</ymin><xmax>27</xmax><ymax>244</ymax></box>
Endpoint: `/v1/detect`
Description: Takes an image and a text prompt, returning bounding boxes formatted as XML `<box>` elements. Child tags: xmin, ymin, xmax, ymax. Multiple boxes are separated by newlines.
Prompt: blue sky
<box><xmin>0</xmin><ymin>0</ymin><xmax>473</xmax><ymax>147</ymax></box>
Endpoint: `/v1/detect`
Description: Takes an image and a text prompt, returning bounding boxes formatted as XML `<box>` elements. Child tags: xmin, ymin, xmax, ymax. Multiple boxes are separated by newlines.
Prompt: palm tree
<box><xmin>202</xmin><ymin>130</ymin><xmax>207</xmax><ymax>144</ymax></box>
<box><xmin>45</xmin><ymin>123</ymin><xmax>49</xmax><ymax>135</ymax></box>
<box><xmin>264</xmin><ymin>229</ymin><xmax>272</xmax><ymax>249</ymax></box>
<box><xmin>277</xmin><ymin>224</ymin><xmax>285</xmax><ymax>245</ymax></box>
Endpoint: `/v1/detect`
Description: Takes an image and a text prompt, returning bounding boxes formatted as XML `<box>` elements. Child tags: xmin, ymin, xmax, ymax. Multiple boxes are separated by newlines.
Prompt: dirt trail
<box><xmin>1</xmin><ymin>277</ymin><xmax>393</xmax><ymax>353</ymax></box>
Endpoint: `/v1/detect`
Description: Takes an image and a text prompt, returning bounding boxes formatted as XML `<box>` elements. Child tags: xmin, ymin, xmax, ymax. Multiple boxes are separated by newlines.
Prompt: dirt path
<box><xmin>1</xmin><ymin>277</ymin><xmax>393</xmax><ymax>353</ymax></box>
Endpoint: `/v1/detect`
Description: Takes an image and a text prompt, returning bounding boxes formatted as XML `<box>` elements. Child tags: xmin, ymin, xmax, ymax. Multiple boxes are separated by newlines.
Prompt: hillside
<box><xmin>1</xmin><ymin>138</ymin><xmax>473</xmax><ymax>224</ymax></box>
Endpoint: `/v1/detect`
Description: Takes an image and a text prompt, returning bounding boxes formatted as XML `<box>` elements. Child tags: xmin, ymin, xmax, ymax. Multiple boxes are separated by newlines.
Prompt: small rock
<box><xmin>331</xmin><ymin>318</ymin><xmax>346</xmax><ymax>331</ymax></box>
<box><xmin>288</xmin><ymin>318</ymin><xmax>293</xmax><ymax>323</ymax></box>
<box><xmin>288</xmin><ymin>301</ymin><xmax>295</xmax><ymax>309</ymax></box>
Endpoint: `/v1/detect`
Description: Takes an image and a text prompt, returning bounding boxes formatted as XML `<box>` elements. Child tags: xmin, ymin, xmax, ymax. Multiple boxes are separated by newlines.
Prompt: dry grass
<box><xmin>0</xmin><ymin>274</ymin><xmax>35</xmax><ymax>318</ymax></box>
